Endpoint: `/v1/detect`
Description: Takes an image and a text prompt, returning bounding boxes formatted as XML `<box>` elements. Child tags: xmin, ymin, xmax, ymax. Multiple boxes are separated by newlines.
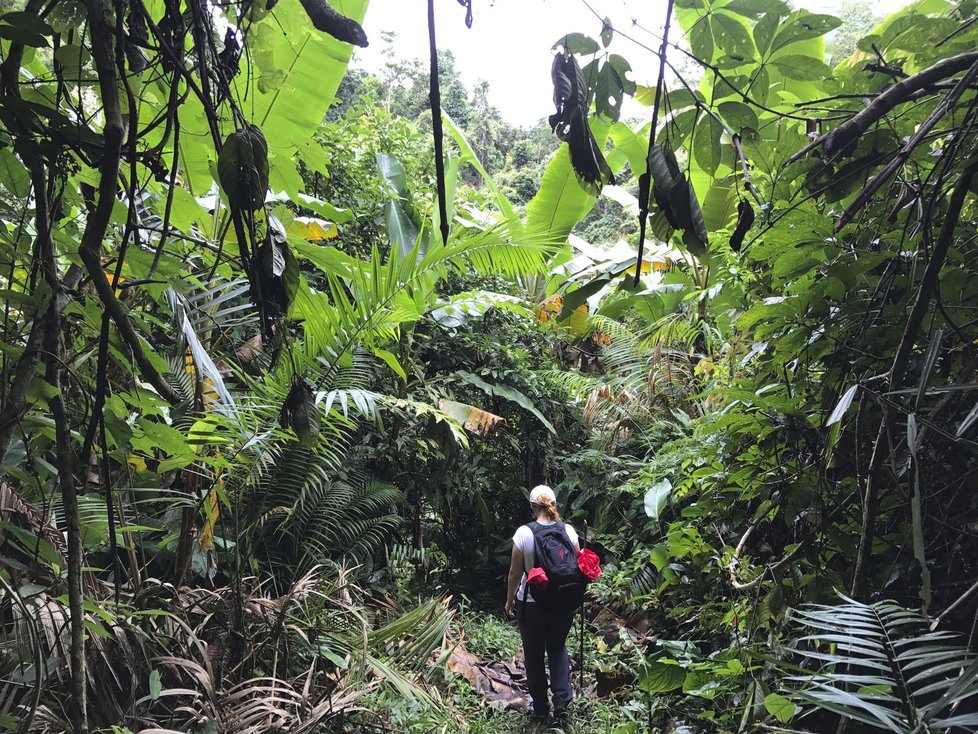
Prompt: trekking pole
<box><xmin>579</xmin><ymin>522</ymin><xmax>586</xmax><ymax>693</ymax></box>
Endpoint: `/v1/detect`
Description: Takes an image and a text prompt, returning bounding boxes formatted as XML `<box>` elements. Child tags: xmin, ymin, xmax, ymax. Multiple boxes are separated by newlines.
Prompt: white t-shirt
<box><xmin>513</xmin><ymin>521</ymin><xmax>579</xmax><ymax>602</ymax></box>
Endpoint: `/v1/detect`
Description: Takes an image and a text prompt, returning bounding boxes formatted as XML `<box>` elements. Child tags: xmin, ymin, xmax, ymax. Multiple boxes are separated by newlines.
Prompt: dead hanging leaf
<box><xmin>288</xmin><ymin>216</ymin><xmax>338</xmax><ymax>241</ymax></box>
<box><xmin>217</xmin><ymin>125</ymin><xmax>268</xmax><ymax>211</ymax></box>
<box><xmin>297</xmin><ymin>0</ymin><xmax>368</xmax><ymax>46</ymax></box>
<box><xmin>235</xmin><ymin>334</ymin><xmax>263</xmax><ymax>364</ymax></box>
<box><xmin>593</xmin><ymin>331</ymin><xmax>612</xmax><ymax>346</ymax></box>
<box><xmin>281</xmin><ymin>379</ymin><xmax>321</xmax><ymax>446</ymax></box>
<box><xmin>729</xmin><ymin>198</ymin><xmax>755</xmax><ymax>253</ymax></box>
<box><xmin>439</xmin><ymin>399</ymin><xmax>507</xmax><ymax>436</ymax></box>
<box><xmin>549</xmin><ymin>52</ymin><xmax>615</xmax><ymax>195</ymax></box>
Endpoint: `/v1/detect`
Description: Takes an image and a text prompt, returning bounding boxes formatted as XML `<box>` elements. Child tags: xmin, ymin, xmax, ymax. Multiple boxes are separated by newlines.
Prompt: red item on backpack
<box><xmin>526</xmin><ymin>567</ymin><xmax>550</xmax><ymax>588</ymax></box>
<box><xmin>577</xmin><ymin>548</ymin><xmax>601</xmax><ymax>581</ymax></box>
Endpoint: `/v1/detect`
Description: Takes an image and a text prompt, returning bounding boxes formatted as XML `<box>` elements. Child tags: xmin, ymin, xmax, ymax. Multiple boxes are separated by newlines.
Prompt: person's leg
<box><xmin>516</xmin><ymin>601</ymin><xmax>550</xmax><ymax>717</ymax></box>
<box><xmin>544</xmin><ymin>610</ymin><xmax>576</xmax><ymax>710</ymax></box>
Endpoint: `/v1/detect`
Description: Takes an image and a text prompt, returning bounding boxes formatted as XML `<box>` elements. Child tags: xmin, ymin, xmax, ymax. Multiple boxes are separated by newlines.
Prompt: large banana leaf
<box><xmin>443</xmin><ymin>112</ymin><xmax>521</xmax><ymax>233</ymax></box>
<box><xmin>251</xmin><ymin>0</ymin><xmax>369</xmax><ymax>161</ymax></box>
<box><xmin>526</xmin><ymin>118</ymin><xmax>612</xmax><ymax>246</ymax></box>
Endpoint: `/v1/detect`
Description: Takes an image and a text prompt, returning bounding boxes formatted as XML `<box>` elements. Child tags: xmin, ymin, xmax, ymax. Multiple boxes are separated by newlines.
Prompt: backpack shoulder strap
<box><xmin>527</xmin><ymin>521</ymin><xmax>547</xmax><ymax>566</ymax></box>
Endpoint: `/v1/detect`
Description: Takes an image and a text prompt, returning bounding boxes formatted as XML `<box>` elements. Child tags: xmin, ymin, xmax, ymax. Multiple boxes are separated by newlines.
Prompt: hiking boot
<box><xmin>528</xmin><ymin>709</ymin><xmax>550</xmax><ymax>725</ymax></box>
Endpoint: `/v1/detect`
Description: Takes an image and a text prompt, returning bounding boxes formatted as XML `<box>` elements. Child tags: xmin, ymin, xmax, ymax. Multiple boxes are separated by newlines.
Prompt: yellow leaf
<box><xmin>288</xmin><ymin>216</ymin><xmax>338</xmax><ymax>241</ymax></box>
<box><xmin>631</xmin><ymin>257</ymin><xmax>671</xmax><ymax>277</ymax></box>
<box><xmin>199</xmin><ymin>485</ymin><xmax>220</xmax><ymax>552</ymax></box>
<box><xmin>537</xmin><ymin>293</ymin><xmax>563</xmax><ymax>323</ymax></box>
<box><xmin>438</xmin><ymin>398</ymin><xmax>507</xmax><ymax>436</ymax></box>
<box><xmin>106</xmin><ymin>271</ymin><xmax>125</xmax><ymax>297</ymax></box>
<box><xmin>569</xmin><ymin>303</ymin><xmax>589</xmax><ymax>336</ymax></box>
<box><xmin>202</xmin><ymin>376</ymin><xmax>218</xmax><ymax>408</ymax></box>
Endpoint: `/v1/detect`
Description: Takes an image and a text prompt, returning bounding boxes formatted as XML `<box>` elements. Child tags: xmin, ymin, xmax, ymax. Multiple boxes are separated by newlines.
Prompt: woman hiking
<box><xmin>505</xmin><ymin>485</ymin><xmax>579</xmax><ymax>724</ymax></box>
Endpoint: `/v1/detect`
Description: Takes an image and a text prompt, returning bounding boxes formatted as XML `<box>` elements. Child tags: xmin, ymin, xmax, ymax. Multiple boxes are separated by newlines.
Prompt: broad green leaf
<box><xmin>718</xmin><ymin>101</ymin><xmax>759</xmax><ymax>132</ymax></box>
<box><xmin>609</xmin><ymin>121</ymin><xmax>650</xmax><ymax>178</ymax></box>
<box><xmin>753</xmin><ymin>12</ymin><xmax>781</xmax><ymax>55</ymax></box>
<box><xmin>770</xmin><ymin>12</ymin><xmax>841</xmax><ymax>52</ymax></box>
<box><xmin>595</xmin><ymin>62</ymin><xmax>625</xmax><ymax>122</ymax></box>
<box><xmin>376</xmin><ymin>152</ymin><xmax>409</xmax><ymax>198</ymax></box>
<box><xmin>553</xmin><ymin>32</ymin><xmax>600</xmax><ymax>55</ymax></box>
<box><xmin>720</xmin><ymin>0</ymin><xmax>790</xmax><ymax>18</ymax></box>
<box><xmin>764</xmin><ymin>693</ymin><xmax>795</xmax><ymax>724</ymax></box>
<box><xmin>251</xmin><ymin>0</ymin><xmax>368</xmax><ymax>165</ymax></box>
<box><xmin>527</xmin><ymin>120</ymin><xmax>611</xmax><ymax>245</ymax></box>
<box><xmin>771</xmin><ymin>54</ymin><xmax>833</xmax><ymax>80</ymax></box>
<box><xmin>639</xmin><ymin>661</ymin><xmax>686</xmax><ymax>692</ymax></box>
<box><xmin>644</xmin><ymin>479</ymin><xmax>672</xmax><ymax>519</ymax></box>
<box><xmin>688</xmin><ymin>17</ymin><xmax>715</xmax><ymax>63</ymax></box>
<box><xmin>384</xmin><ymin>200</ymin><xmax>420</xmax><ymax>264</ymax></box>
<box><xmin>373</xmin><ymin>348</ymin><xmax>406</xmax><ymax>381</ymax></box>
<box><xmin>53</xmin><ymin>43</ymin><xmax>92</xmax><ymax>82</ymax></box>
<box><xmin>712</xmin><ymin>12</ymin><xmax>757</xmax><ymax>60</ymax></box>
<box><xmin>0</xmin><ymin>148</ymin><xmax>30</xmax><ymax>197</ymax></box>
<box><xmin>700</xmin><ymin>179</ymin><xmax>738</xmax><ymax>232</ymax></box>
<box><xmin>0</xmin><ymin>12</ymin><xmax>54</xmax><ymax>37</ymax></box>
<box><xmin>443</xmin><ymin>111</ymin><xmax>521</xmax><ymax>231</ymax></box>
<box><xmin>606</xmin><ymin>54</ymin><xmax>637</xmax><ymax>94</ymax></box>
<box><xmin>693</xmin><ymin>116</ymin><xmax>723</xmax><ymax>177</ymax></box>
<box><xmin>601</xmin><ymin>17</ymin><xmax>613</xmax><ymax>47</ymax></box>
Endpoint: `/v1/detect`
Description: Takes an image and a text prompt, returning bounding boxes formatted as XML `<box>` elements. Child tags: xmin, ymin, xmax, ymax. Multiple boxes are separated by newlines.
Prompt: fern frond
<box><xmin>785</xmin><ymin>596</ymin><xmax>978</xmax><ymax>732</ymax></box>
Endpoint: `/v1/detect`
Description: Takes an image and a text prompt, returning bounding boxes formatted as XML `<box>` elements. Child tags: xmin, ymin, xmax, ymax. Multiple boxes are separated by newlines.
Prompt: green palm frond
<box><xmin>785</xmin><ymin>595</ymin><xmax>978</xmax><ymax>732</ymax></box>
<box><xmin>292</xmin><ymin>222</ymin><xmax>555</xmax><ymax>371</ymax></box>
<box><xmin>573</xmin><ymin>316</ymin><xmax>697</xmax><ymax>450</ymax></box>
<box><xmin>236</xmin><ymin>444</ymin><xmax>403</xmax><ymax>575</ymax></box>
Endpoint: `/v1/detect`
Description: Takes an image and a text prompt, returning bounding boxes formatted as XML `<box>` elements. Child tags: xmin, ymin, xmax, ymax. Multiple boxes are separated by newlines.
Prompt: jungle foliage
<box><xmin>0</xmin><ymin>0</ymin><xmax>978</xmax><ymax>732</ymax></box>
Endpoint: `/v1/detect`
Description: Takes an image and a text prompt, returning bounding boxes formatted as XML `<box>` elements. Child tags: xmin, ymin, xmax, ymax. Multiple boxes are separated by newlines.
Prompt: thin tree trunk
<box><xmin>32</xmin><ymin>156</ymin><xmax>88</xmax><ymax>732</ymax></box>
<box><xmin>851</xmin><ymin>164</ymin><xmax>978</xmax><ymax>600</ymax></box>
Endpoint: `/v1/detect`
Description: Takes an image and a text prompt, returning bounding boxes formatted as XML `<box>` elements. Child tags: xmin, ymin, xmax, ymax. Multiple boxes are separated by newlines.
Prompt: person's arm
<box><xmin>505</xmin><ymin>544</ymin><xmax>524</xmax><ymax>617</ymax></box>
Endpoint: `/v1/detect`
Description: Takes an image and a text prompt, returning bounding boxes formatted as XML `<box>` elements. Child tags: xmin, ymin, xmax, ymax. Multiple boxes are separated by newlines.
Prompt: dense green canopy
<box><xmin>1</xmin><ymin>0</ymin><xmax>978</xmax><ymax>731</ymax></box>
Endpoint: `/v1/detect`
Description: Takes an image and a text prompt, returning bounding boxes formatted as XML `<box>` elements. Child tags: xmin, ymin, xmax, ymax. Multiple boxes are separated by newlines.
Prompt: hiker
<box><xmin>505</xmin><ymin>485</ymin><xmax>579</xmax><ymax>723</ymax></box>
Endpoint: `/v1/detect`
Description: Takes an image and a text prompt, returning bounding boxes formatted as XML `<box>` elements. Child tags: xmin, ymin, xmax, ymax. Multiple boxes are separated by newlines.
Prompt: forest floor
<box><xmin>441</xmin><ymin>610</ymin><xmax>641</xmax><ymax>734</ymax></box>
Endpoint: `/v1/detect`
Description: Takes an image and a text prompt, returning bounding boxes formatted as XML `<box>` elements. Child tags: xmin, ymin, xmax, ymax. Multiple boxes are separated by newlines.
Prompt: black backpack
<box><xmin>525</xmin><ymin>521</ymin><xmax>586</xmax><ymax>614</ymax></box>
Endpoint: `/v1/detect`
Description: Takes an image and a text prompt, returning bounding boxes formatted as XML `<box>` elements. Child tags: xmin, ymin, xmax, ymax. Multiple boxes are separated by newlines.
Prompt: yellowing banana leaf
<box><xmin>438</xmin><ymin>399</ymin><xmax>507</xmax><ymax>436</ymax></box>
<box><xmin>569</xmin><ymin>303</ymin><xmax>590</xmax><ymax>336</ymax></box>
<box><xmin>289</xmin><ymin>216</ymin><xmax>339</xmax><ymax>241</ymax></box>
